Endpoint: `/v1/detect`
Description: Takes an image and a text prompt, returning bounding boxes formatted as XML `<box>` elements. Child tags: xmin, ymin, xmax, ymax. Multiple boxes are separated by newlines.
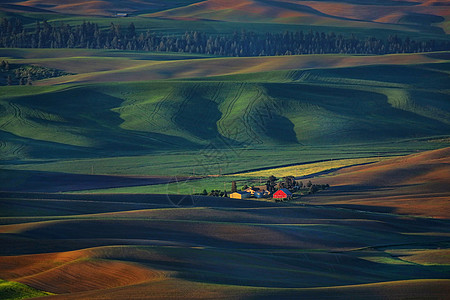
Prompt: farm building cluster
<box><xmin>225</xmin><ymin>176</ymin><xmax>330</xmax><ymax>202</ymax></box>
<box><xmin>229</xmin><ymin>187</ymin><xmax>293</xmax><ymax>201</ymax></box>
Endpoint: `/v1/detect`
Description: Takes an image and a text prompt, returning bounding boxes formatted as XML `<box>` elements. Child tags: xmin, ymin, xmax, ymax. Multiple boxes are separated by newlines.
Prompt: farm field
<box><xmin>69</xmin><ymin>156</ymin><xmax>394</xmax><ymax>194</ymax></box>
<box><xmin>0</xmin><ymin>48</ymin><xmax>449</xmax><ymax>84</ymax></box>
<box><xmin>305</xmin><ymin>146</ymin><xmax>450</xmax><ymax>218</ymax></box>
<box><xmin>1</xmin><ymin>50</ymin><xmax>449</xmax><ymax>180</ymax></box>
<box><xmin>1</xmin><ymin>0</ymin><xmax>450</xmax><ymax>299</ymax></box>
<box><xmin>1</xmin><ymin>48</ymin><xmax>449</xmax><ymax>203</ymax></box>
<box><xmin>2</xmin><ymin>0</ymin><xmax>449</xmax><ymax>37</ymax></box>
<box><xmin>1</xmin><ymin>148</ymin><xmax>450</xmax><ymax>299</ymax></box>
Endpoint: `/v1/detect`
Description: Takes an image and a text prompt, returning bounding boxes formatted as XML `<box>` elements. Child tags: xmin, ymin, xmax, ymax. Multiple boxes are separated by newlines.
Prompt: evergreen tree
<box><xmin>127</xmin><ymin>23</ymin><xmax>136</xmax><ymax>39</ymax></box>
<box><xmin>0</xmin><ymin>17</ymin><xmax>448</xmax><ymax>56</ymax></box>
<box><xmin>231</xmin><ymin>181</ymin><xmax>237</xmax><ymax>192</ymax></box>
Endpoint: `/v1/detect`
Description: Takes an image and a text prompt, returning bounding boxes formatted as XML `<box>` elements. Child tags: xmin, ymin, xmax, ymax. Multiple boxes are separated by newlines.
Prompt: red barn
<box><xmin>273</xmin><ymin>188</ymin><xmax>292</xmax><ymax>200</ymax></box>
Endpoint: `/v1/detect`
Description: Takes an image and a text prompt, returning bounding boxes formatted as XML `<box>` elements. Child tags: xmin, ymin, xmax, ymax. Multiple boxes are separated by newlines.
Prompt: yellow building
<box><xmin>229</xmin><ymin>191</ymin><xmax>251</xmax><ymax>199</ymax></box>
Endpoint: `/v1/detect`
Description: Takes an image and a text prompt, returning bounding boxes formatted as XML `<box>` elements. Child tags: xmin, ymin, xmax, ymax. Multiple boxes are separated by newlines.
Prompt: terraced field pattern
<box><xmin>1</xmin><ymin>0</ymin><xmax>450</xmax><ymax>299</ymax></box>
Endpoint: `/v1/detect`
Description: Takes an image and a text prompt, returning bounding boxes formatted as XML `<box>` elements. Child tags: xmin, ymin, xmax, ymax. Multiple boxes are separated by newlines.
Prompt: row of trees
<box><xmin>266</xmin><ymin>175</ymin><xmax>329</xmax><ymax>195</ymax></box>
<box><xmin>1</xmin><ymin>17</ymin><xmax>449</xmax><ymax>56</ymax></box>
<box><xmin>266</xmin><ymin>175</ymin><xmax>300</xmax><ymax>193</ymax></box>
<box><xmin>225</xmin><ymin>175</ymin><xmax>329</xmax><ymax>200</ymax></box>
<box><xmin>194</xmin><ymin>189</ymin><xmax>228</xmax><ymax>197</ymax></box>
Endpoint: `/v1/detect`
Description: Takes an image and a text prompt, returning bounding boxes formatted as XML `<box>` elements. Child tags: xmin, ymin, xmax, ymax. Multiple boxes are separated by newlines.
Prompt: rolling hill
<box><xmin>1</xmin><ymin>152</ymin><xmax>449</xmax><ymax>298</ymax></box>
<box><xmin>0</xmin><ymin>0</ymin><xmax>203</xmax><ymax>16</ymax></box>
<box><xmin>7</xmin><ymin>51</ymin><xmax>447</xmax><ymax>85</ymax></box>
<box><xmin>307</xmin><ymin>147</ymin><xmax>450</xmax><ymax>218</ymax></box>
<box><xmin>145</xmin><ymin>0</ymin><xmax>450</xmax><ymax>33</ymax></box>
<box><xmin>0</xmin><ymin>1</ymin><xmax>449</xmax><ymax>299</ymax></box>
<box><xmin>1</xmin><ymin>51</ymin><xmax>449</xmax><ymax>166</ymax></box>
<box><xmin>1</xmin><ymin>0</ymin><xmax>449</xmax><ymax>39</ymax></box>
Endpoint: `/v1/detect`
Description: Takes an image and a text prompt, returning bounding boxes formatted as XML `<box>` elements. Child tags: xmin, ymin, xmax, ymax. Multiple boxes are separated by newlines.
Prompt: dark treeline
<box><xmin>1</xmin><ymin>18</ymin><xmax>449</xmax><ymax>56</ymax></box>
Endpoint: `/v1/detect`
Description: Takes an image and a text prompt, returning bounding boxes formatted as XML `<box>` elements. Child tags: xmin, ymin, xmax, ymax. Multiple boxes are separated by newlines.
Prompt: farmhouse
<box><xmin>273</xmin><ymin>188</ymin><xmax>292</xmax><ymax>200</ymax></box>
<box><xmin>244</xmin><ymin>187</ymin><xmax>260</xmax><ymax>195</ymax></box>
<box><xmin>229</xmin><ymin>191</ymin><xmax>251</xmax><ymax>199</ymax></box>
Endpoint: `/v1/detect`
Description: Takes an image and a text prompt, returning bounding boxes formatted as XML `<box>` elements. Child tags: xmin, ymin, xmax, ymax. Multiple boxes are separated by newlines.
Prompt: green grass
<box><xmin>1</xmin><ymin>57</ymin><xmax>449</xmax><ymax>182</ymax></box>
<box><xmin>0</xmin><ymin>280</ymin><xmax>52</xmax><ymax>300</ymax></box>
<box><xmin>2</xmin><ymin>64</ymin><xmax>449</xmax><ymax>149</ymax></box>
<box><xmin>2</xmin><ymin>141</ymin><xmax>445</xmax><ymax>177</ymax></box>
<box><xmin>0</xmin><ymin>48</ymin><xmax>214</xmax><ymax>61</ymax></box>
<box><xmin>233</xmin><ymin>157</ymin><xmax>389</xmax><ymax>178</ymax></box>
<box><xmin>73</xmin><ymin>176</ymin><xmax>255</xmax><ymax>195</ymax></box>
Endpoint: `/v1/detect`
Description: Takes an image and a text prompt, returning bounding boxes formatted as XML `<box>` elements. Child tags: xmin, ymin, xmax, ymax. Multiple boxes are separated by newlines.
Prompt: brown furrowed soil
<box><xmin>310</xmin><ymin>147</ymin><xmax>450</xmax><ymax>218</ymax></box>
<box><xmin>29</xmin><ymin>278</ymin><xmax>450</xmax><ymax>300</ymax></box>
<box><xmin>0</xmin><ymin>148</ymin><xmax>449</xmax><ymax>299</ymax></box>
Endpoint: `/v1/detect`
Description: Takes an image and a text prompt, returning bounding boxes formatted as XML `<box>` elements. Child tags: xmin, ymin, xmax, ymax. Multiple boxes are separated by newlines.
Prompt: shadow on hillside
<box><xmin>300</xmin><ymin>183</ymin><xmax>441</xmax><ymax>216</ymax></box>
<box><xmin>0</xmin><ymin>169</ymin><xmax>182</xmax><ymax>193</ymax></box>
<box><xmin>10</xmin><ymin>87</ymin><xmax>200</xmax><ymax>158</ymax></box>
<box><xmin>323</xmin><ymin>204</ymin><xmax>396</xmax><ymax>214</ymax></box>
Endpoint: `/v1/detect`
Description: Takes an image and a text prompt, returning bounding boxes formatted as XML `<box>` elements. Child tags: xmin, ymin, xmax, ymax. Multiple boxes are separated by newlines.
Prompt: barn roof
<box><xmin>275</xmin><ymin>188</ymin><xmax>292</xmax><ymax>195</ymax></box>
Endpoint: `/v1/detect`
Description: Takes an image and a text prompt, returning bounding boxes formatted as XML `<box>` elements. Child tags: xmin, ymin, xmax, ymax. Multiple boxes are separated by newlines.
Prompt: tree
<box><xmin>0</xmin><ymin>17</ymin><xmax>448</xmax><ymax>57</ymax></box>
<box><xmin>209</xmin><ymin>189</ymin><xmax>221</xmax><ymax>197</ymax></box>
<box><xmin>307</xmin><ymin>180</ymin><xmax>312</xmax><ymax>188</ymax></box>
<box><xmin>7</xmin><ymin>75</ymin><xmax>12</xmax><ymax>85</ymax></box>
<box><xmin>266</xmin><ymin>175</ymin><xmax>278</xmax><ymax>193</ymax></box>
<box><xmin>231</xmin><ymin>181</ymin><xmax>237</xmax><ymax>192</ymax></box>
<box><xmin>265</xmin><ymin>180</ymin><xmax>272</xmax><ymax>193</ymax></box>
<box><xmin>202</xmin><ymin>189</ymin><xmax>207</xmax><ymax>195</ymax></box>
<box><xmin>283</xmin><ymin>176</ymin><xmax>296</xmax><ymax>189</ymax></box>
<box><xmin>127</xmin><ymin>23</ymin><xmax>136</xmax><ymax>39</ymax></box>
<box><xmin>277</xmin><ymin>181</ymin><xmax>285</xmax><ymax>189</ymax></box>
